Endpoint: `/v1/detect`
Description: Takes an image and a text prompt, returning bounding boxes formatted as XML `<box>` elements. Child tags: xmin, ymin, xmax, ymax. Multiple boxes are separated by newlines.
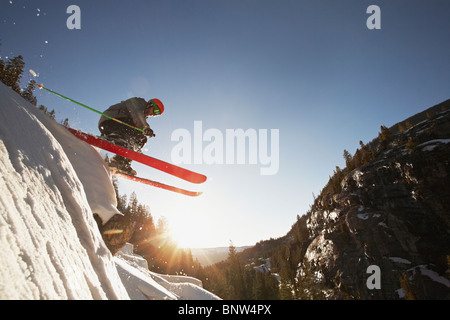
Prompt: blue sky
<box><xmin>1</xmin><ymin>0</ymin><xmax>449</xmax><ymax>248</ymax></box>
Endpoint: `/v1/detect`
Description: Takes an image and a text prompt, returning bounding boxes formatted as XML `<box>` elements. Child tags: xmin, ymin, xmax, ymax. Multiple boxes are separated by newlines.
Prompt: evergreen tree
<box><xmin>378</xmin><ymin>125</ymin><xmax>392</xmax><ymax>142</ymax></box>
<box><xmin>398</xmin><ymin>122</ymin><xmax>407</xmax><ymax>133</ymax></box>
<box><xmin>0</xmin><ymin>59</ymin><xmax>5</xmax><ymax>84</ymax></box>
<box><xmin>156</xmin><ymin>216</ymin><xmax>169</xmax><ymax>235</ymax></box>
<box><xmin>252</xmin><ymin>271</ymin><xmax>265</xmax><ymax>299</ymax></box>
<box><xmin>357</xmin><ymin>140</ymin><xmax>374</xmax><ymax>166</ymax></box>
<box><xmin>0</xmin><ymin>42</ymin><xmax>5</xmax><ymax>85</ymax></box>
<box><xmin>48</xmin><ymin>109</ymin><xmax>55</xmax><ymax>119</ymax></box>
<box><xmin>2</xmin><ymin>55</ymin><xmax>25</xmax><ymax>93</ymax></box>
<box><xmin>21</xmin><ymin>79</ymin><xmax>37</xmax><ymax>105</ymax></box>
<box><xmin>399</xmin><ymin>272</ymin><xmax>416</xmax><ymax>300</ymax></box>
<box><xmin>296</xmin><ymin>260</ymin><xmax>327</xmax><ymax>299</ymax></box>
<box><xmin>128</xmin><ymin>192</ymin><xmax>139</xmax><ymax>216</ymax></box>
<box><xmin>405</xmin><ymin>137</ymin><xmax>417</xmax><ymax>152</ymax></box>
<box><xmin>405</xmin><ymin>120</ymin><xmax>413</xmax><ymax>130</ymax></box>
<box><xmin>251</xmin><ymin>269</ymin><xmax>279</xmax><ymax>299</ymax></box>
<box><xmin>225</xmin><ymin>241</ymin><xmax>246</xmax><ymax>299</ymax></box>
<box><xmin>38</xmin><ymin>105</ymin><xmax>47</xmax><ymax>113</ymax></box>
<box><xmin>279</xmin><ymin>279</ymin><xmax>294</xmax><ymax>299</ymax></box>
<box><xmin>343</xmin><ymin>149</ymin><xmax>353</xmax><ymax>170</ymax></box>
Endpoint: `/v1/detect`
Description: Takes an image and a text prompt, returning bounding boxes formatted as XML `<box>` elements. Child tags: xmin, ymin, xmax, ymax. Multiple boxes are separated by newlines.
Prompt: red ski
<box><xmin>67</xmin><ymin>127</ymin><xmax>206</xmax><ymax>184</ymax></box>
<box><xmin>111</xmin><ymin>171</ymin><xmax>202</xmax><ymax>197</ymax></box>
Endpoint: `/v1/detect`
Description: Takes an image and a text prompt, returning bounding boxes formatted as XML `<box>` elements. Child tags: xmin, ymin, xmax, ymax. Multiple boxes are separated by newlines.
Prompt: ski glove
<box><xmin>143</xmin><ymin>127</ymin><xmax>155</xmax><ymax>137</ymax></box>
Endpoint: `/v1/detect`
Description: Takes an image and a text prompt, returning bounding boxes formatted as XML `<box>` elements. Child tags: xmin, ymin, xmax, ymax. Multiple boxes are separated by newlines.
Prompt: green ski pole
<box><xmin>37</xmin><ymin>83</ymin><xmax>145</xmax><ymax>133</ymax></box>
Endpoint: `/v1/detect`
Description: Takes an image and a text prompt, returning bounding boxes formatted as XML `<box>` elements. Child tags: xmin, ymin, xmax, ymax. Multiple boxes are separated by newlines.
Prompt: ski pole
<box><xmin>37</xmin><ymin>83</ymin><xmax>145</xmax><ymax>133</ymax></box>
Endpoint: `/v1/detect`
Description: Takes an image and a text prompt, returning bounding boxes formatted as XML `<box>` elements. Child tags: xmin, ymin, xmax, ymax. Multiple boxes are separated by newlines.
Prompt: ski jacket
<box><xmin>98</xmin><ymin>97</ymin><xmax>150</xmax><ymax>130</ymax></box>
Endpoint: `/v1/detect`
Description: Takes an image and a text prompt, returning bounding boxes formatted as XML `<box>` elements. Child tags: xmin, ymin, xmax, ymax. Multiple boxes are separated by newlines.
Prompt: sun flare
<box><xmin>168</xmin><ymin>215</ymin><xmax>210</xmax><ymax>249</ymax></box>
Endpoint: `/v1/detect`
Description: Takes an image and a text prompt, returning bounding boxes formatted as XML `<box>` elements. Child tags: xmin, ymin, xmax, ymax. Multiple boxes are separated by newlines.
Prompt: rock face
<box><xmin>300</xmin><ymin>102</ymin><xmax>450</xmax><ymax>299</ymax></box>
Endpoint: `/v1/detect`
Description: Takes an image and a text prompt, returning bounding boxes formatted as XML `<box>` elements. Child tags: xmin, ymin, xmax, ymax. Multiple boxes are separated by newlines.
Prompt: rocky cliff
<box><xmin>299</xmin><ymin>100</ymin><xmax>450</xmax><ymax>299</ymax></box>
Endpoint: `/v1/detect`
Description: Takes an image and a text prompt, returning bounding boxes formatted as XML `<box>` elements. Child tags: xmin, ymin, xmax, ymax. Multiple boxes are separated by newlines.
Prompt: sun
<box><xmin>167</xmin><ymin>215</ymin><xmax>211</xmax><ymax>249</ymax></box>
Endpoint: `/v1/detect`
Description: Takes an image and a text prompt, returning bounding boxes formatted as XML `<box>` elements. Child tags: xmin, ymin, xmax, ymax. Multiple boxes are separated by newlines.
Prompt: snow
<box><xmin>0</xmin><ymin>83</ymin><xmax>219</xmax><ymax>300</ymax></box>
<box><xmin>356</xmin><ymin>211</ymin><xmax>381</xmax><ymax>220</ymax></box>
<box><xmin>253</xmin><ymin>258</ymin><xmax>271</xmax><ymax>273</ymax></box>
<box><xmin>115</xmin><ymin>243</ymin><xmax>219</xmax><ymax>300</ymax></box>
<box><xmin>396</xmin><ymin>288</ymin><xmax>405</xmax><ymax>299</ymax></box>
<box><xmin>410</xmin><ymin>265</ymin><xmax>450</xmax><ymax>288</ymax></box>
<box><xmin>388</xmin><ymin>257</ymin><xmax>412</xmax><ymax>264</ymax></box>
<box><xmin>418</xmin><ymin>139</ymin><xmax>450</xmax><ymax>152</ymax></box>
<box><xmin>356</xmin><ymin>213</ymin><xmax>369</xmax><ymax>220</ymax></box>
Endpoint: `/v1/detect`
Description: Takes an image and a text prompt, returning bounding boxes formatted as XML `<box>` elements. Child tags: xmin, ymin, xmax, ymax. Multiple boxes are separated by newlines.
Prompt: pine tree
<box><xmin>128</xmin><ymin>192</ymin><xmax>139</xmax><ymax>216</ymax></box>
<box><xmin>21</xmin><ymin>79</ymin><xmax>37</xmax><ymax>105</ymax></box>
<box><xmin>48</xmin><ymin>109</ymin><xmax>55</xmax><ymax>119</ymax></box>
<box><xmin>39</xmin><ymin>105</ymin><xmax>47</xmax><ymax>113</ymax></box>
<box><xmin>279</xmin><ymin>279</ymin><xmax>294</xmax><ymax>299</ymax></box>
<box><xmin>0</xmin><ymin>59</ymin><xmax>5</xmax><ymax>84</ymax></box>
<box><xmin>296</xmin><ymin>260</ymin><xmax>327</xmax><ymax>299</ymax></box>
<box><xmin>0</xmin><ymin>42</ymin><xmax>5</xmax><ymax>85</ymax></box>
<box><xmin>405</xmin><ymin>137</ymin><xmax>417</xmax><ymax>152</ymax></box>
<box><xmin>226</xmin><ymin>241</ymin><xmax>246</xmax><ymax>299</ymax></box>
<box><xmin>358</xmin><ymin>140</ymin><xmax>374</xmax><ymax>166</ymax></box>
<box><xmin>378</xmin><ymin>125</ymin><xmax>392</xmax><ymax>142</ymax></box>
<box><xmin>156</xmin><ymin>216</ymin><xmax>169</xmax><ymax>235</ymax></box>
<box><xmin>252</xmin><ymin>271</ymin><xmax>265</xmax><ymax>299</ymax></box>
<box><xmin>398</xmin><ymin>122</ymin><xmax>406</xmax><ymax>133</ymax></box>
<box><xmin>399</xmin><ymin>272</ymin><xmax>416</xmax><ymax>300</ymax></box>
<box><xmin>343</xmin><ymin>149</ymin><xmax>353</xmax><ymax>170</ymax></box>
<box><xmin>2</xmin><ymin>55</ymin><xmax>25</xmax><ymax>93</ymax></box>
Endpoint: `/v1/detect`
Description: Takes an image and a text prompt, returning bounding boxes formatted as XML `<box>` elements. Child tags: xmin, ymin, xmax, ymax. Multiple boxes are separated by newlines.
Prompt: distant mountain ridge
<box><xmin>191</xmin><ymin>246</ymin><xmax>250</xmax><ymax>266</ymax></box>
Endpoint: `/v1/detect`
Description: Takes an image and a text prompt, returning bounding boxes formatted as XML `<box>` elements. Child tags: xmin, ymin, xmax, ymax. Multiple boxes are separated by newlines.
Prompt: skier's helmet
<box><xmin>147</xmin><ymin>99</ymin><xmax>165</xmax><ymax>116</ymax></box>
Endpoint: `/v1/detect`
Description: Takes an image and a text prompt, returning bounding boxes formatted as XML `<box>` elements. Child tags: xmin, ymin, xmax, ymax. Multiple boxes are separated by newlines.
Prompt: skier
<box><xmin>98</xmin><ymin>97</ymin><xmax>165</xmax><ymax>176</ymax></box>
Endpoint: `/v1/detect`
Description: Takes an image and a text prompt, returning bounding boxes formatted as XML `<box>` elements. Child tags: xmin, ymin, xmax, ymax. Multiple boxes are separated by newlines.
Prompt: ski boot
<box><xmin>102</xmin><ymin>133</ymin><xmax>138</xmax><ymax>176</ymax></box>
<box><xmin>108</xmin><ymin>155</ymin><xmax>137</xmax><ymax>176</ymax></box>
<box><xmin>101</xmin><ymin>132</ymin><xmax>129</xmax><ymax>148</ymax></box>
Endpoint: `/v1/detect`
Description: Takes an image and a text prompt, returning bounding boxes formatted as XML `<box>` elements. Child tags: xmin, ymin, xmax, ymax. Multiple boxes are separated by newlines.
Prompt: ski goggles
<box><xmin>148</xmin><ymin>99</ymin><xmax>161</xmax><ymax>116</ymax></box>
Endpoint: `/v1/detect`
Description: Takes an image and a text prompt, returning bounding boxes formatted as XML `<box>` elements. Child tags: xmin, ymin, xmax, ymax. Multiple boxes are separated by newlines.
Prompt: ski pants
<box><xmin>98</xmin><ymin>119</ymin><xmax>147</xmax><ymax>152</ymax></box>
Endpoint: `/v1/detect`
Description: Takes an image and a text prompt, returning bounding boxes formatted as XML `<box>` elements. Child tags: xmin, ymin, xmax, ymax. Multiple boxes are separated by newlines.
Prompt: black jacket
<box><xmin>98</xmin><ymin>97</ymin><xmax>150</xmax><ymax>130</ymax></box>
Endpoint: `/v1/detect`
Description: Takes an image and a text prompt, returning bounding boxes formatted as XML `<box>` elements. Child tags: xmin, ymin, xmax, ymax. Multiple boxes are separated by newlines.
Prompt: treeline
<box><xmin>200</xmin><ymin>243</ymin><xmax>280</xmax><ymax>299</ymax></box>
<box><xmin>0</xmin><ymin>43</ymin><xmax>64</xmax><ymax>124</ymax></box>
<box><xmin>0</xmin><ymin>43</ymin><xmax>39</xmax><ymax>106</ymax></box>
<box><xmin>312</xmin><ymin>114</ymin><xmax>447</xmax><ymax>215</ymax></box>
<box><xmin>232</xmin><ymin>214</ymin><xmax>327</xmax><ymax>300</ymax></box>
<box><xmin>198</xmin><ymin>215</ymin><xmax>323</xmax><ymax>300</ymax></box>
<box><xmin>310</xmin><ymin>125</ymin><xmax>396</xmax><ymax>213</ymax></box>
<box><xmin>113</xmin><ymin>182</ymin><xmax>280</xmax><ymax>299</ymax></box>
<box><xmin>112</xmin><ymin>181</ymin><xmax>202</xmax><ymax>276</ymax></box>
<box><xmin>113</xmin><ymin>176</ymin><xmax>282</xmax><ymax>299</ymax></box>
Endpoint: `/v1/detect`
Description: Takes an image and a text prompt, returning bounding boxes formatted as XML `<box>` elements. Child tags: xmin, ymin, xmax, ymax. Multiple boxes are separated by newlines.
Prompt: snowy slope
<box><xmin>115</xmin><ymin>243</ymin><xmax>219</xmax><ymax>300</ymax></box>
<box><xmin>0</xmin><ymin>83</ymin><xmax>219</xmax><ymax>300</ymax></box>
